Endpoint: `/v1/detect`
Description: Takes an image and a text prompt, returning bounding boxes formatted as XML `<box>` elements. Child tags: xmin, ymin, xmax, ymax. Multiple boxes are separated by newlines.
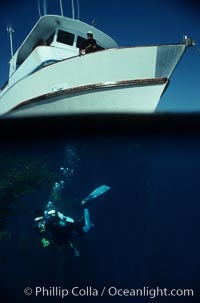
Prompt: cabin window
<box><xmin>77</xmin><ymin>36</ymin><xmax>104</xmax><ymax>51</ymax></box>
<box><xmin>57</xmin><ymin>30</ymin><xmax>74</xmax><ymax>46</ymax></box>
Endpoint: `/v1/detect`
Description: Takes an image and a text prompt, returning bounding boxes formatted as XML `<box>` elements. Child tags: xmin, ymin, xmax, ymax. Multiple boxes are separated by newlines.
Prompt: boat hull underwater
<box><xmin>0</xmin><ymin>15</ymin><xmax>190</xmax><ymax>117</ymax></box>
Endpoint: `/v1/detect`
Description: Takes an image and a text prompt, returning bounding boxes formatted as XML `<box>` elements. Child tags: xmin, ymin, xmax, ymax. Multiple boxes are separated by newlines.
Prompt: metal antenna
<box><xmin>43</xmin><ymin>0</ymin><xmax>47</xmax><ymax>15</ymax></box>
<box><xmin>92</xmin><ymin>20</ymin><xmax>97</xmax><ymax>27</ymax></box>
<box><xmin>71</xmin><ymin>0</ymin><xmax>75</xmax><ymax>19</ymax></box>
<box><xmin>7</xmin><ymin>25</ymin><xmax>14</xmax><ymax>59</ymax></box>
<box><xmin>59</xmin><ymin>0</ymin><xmax>64</xmax><ymax>16</ymax></box>
<box><xmin>77</xmin><ymin>0</ymin><xmax>80</xmax><ymax>20</ymax></box>
<box><xmin>37</xmin><ymin>0</ymin><xmax>41</xmax><ymax>17</ymax></box>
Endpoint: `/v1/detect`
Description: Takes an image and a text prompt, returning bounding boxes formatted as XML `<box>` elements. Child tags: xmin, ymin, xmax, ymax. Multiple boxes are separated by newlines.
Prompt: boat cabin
<box><xmin>8</xmin><ymin>15</ymin><xmax>118</xmax><ymax>87</ymax></box>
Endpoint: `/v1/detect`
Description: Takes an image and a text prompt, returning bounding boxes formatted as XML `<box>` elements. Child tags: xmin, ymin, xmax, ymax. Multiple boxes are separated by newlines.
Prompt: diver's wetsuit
<box><xmin>34</xmin><ymin>183</ymin><xmax>110</xmax><ymax>255</ymax></box>
<box><xmin>34</xmin><ymin>205</ymin><xmax>91</xmax><ymax>256</ymax></box>
<box><xmin>45</xmin><ymin>215</ymin><xmax>84</xmax><ymax>246</ymax></box>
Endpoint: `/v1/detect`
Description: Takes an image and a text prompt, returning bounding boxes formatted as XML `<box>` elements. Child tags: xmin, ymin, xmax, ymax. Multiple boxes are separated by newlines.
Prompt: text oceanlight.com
<box><xmin>24</xmin><ymin>286</ymin><xmax>194</xmax><ymax>299</ymax></box>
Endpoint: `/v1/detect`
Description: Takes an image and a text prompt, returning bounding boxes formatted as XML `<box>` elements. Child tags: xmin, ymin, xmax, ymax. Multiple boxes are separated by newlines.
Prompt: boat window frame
<box><xmin>56</xmin><ymin>29</ymin><xmax>75</xmax><ymax>47</ymax></box>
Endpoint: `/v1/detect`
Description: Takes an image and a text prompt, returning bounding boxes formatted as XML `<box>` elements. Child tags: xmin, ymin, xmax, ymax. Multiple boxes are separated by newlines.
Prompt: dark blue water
<box><xmin>0</xmin><ymin>135</ymin><xmax>200</xmax><ymax>303</ymax></box>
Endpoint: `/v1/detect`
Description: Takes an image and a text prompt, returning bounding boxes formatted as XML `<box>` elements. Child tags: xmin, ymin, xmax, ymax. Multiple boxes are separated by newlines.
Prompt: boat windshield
<box><xmin>57</xmin><ymin>30</ymin><xmax>75</xmax><ymax>46</ymax></box>
<box><xmin>55</xmin><ymin>30</ymin><xmax>105</xmax><ymax>50</ymax></box>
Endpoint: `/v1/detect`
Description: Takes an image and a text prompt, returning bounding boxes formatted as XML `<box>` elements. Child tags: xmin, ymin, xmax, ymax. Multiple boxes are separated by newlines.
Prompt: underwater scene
<box><xmin>0</xmin><ymin>131</ymin><xmax>200</xmax><ymax>303</ymax></box>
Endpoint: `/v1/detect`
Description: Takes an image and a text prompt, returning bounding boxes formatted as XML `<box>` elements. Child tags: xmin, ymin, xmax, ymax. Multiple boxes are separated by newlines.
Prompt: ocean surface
<box><xmin>0</xmin><ymin>129</ymin><xmax>200</xmax><ymax>303</ymax></box>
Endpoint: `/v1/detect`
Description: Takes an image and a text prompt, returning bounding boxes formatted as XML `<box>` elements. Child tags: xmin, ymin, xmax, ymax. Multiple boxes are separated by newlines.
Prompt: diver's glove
<box><xmin>41</xmin><ymin>238</ymin><xmax>50</xmax><ymax>248</ymax></box>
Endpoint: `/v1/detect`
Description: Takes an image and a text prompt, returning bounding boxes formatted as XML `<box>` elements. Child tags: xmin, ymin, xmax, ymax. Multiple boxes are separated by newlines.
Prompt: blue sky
<box><xmin>0</xmin><ymin>0</ymin><xmax>200</xmax><ymax>112</ymax></box>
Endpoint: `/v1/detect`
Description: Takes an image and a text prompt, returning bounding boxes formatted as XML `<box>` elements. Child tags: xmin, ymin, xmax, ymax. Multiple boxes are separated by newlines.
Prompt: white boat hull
<box><xmin>0</xmin><ymin>44</ymin><xmax>186</xmax><ymax>117</ymax></box>
<box><xmin>7</xmin><ymin>79</ymin><xmax>167</xmax><ymax>117</ymax></box>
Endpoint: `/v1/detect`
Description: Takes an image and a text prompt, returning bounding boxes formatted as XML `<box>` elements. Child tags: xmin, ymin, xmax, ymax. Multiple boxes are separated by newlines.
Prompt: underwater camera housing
<box><xmin>0</xmin><ymin>113</ymin><xmax>200</xmax><ymax>303</ymax></box>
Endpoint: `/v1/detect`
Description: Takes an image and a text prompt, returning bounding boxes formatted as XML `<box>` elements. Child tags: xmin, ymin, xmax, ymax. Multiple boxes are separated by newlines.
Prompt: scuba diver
<box><xmin>34</xmin><ymin>184</ymin><xmax>110</xmax><ymax>256</ymax></box>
